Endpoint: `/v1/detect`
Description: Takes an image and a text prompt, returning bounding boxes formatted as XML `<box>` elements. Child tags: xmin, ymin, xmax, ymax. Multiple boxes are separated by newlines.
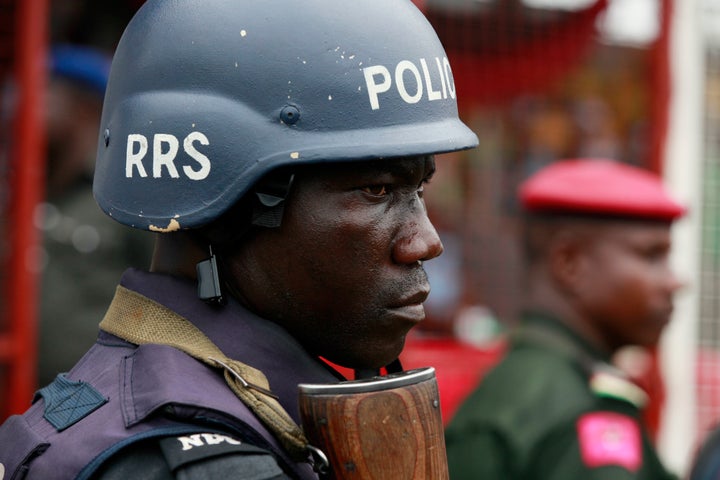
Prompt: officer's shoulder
<box><xmin>486</xmin><ymin>346</ymin><xmax>590</xmax><ymax>399</ymax></box>
<box><xmin>450</xmin><ymin>347</ymin><xmax>592</xmax><ymax>432</ymax></box>
<box><xmin>93</xmin><ymin>431</ymin><xmax>290</xmax><ymax>480</ymax></box>
<box><xmin>502</xmin><ymin>347</ymin><xmax>649</xmax><ymax>409</ymax></box>
<box><xmin>589</xmin><ymin>364</ymin><xmax>649</xmax><ymax>409</ymax></box>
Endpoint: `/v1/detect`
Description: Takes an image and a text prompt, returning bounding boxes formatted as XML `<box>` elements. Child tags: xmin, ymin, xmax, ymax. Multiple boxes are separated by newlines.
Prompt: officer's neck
<box><xmin>150</xmin><ymin>232</ymin><xmax>205</xmax><ymax>281</ymax></box>
<box><xmin>524</xmin><ymin>276</ymin><xmax>614</xmax><ymax>356</ymax></box>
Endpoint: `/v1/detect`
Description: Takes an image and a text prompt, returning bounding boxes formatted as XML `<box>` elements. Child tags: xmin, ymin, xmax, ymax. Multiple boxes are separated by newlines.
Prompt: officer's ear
<box><xmin>547</xmin><ymin>227</ymin><xmax>590</xmax><ymax>295</ymax></box>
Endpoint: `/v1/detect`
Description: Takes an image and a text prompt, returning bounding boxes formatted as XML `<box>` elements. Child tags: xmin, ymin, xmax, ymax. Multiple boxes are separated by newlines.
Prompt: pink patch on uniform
<box><xmin>577</xmin><ymin>412</ymin><xmax>642</xmax><ymax>472</ymax></box>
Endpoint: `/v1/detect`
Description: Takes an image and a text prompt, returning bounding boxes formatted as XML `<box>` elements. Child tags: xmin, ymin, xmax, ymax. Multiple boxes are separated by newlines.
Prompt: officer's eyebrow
<box><xmin>364</xmin><ymin>155</ymin><xmax>435</xmax><ymax>181</ymax></box>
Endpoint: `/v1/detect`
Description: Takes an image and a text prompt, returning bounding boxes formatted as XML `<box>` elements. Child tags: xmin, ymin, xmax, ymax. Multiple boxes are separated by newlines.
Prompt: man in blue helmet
<box><xmin>0</xmin><ymin>1</ymin><xmax>477</xmax><ymax>479</ymax></box>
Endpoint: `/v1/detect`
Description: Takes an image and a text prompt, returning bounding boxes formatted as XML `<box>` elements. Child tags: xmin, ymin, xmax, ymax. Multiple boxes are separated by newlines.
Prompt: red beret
<box><xmin>519</xmin><ymin>159</ymin><xmax>686</xmax><ymax>221</ymax></box>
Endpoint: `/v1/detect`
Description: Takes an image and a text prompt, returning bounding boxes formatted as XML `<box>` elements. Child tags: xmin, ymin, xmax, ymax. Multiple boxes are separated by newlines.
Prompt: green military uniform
<box><xmin>445</xmin><ymin>313</ymin><xmax>678</xmax><ymax>480</ymax></box>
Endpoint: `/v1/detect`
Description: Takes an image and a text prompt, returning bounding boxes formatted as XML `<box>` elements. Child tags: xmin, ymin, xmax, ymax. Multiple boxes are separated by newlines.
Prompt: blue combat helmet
<box><xmin>93</xmin><ymin>0</ymin><xmax>479</xmax><ymax>232</ymax></box>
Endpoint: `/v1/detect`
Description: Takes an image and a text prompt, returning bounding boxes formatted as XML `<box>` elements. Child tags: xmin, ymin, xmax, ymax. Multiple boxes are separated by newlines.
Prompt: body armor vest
<box><xmin>0</xmin><ymin>270</ymin><xmax>337</xmax><ymax>480</ymax></box>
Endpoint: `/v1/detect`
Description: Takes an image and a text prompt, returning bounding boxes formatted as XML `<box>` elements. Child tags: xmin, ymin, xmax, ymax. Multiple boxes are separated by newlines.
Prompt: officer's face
<box><xmin>226</xmin><ymin>155</ymin><xmax>443</xmax><ymax>369</ymax></box>
<box><xmin>574</xmin><ymin>221</ymin><xmax>682</xmax><ymax>351</ymax></box>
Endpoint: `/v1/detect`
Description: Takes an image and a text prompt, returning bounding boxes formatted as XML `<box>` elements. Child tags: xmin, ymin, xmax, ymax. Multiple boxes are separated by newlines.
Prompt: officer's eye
<box><xmin>362</xmin><ymin>185</ymin><xmax>388</xmax><ymax>196</ymax></box>
<box><xmin>643</xmin><ymin>245</ymin><xmax>670</xmax><ymax>262</ymax></box>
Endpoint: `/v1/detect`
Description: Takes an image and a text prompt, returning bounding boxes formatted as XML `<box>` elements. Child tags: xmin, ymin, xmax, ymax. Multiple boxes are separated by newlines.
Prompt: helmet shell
<box><xmin>93</xmin><ymin>0</ymin><xmax>479</xmax><ymax>231</ymax></box>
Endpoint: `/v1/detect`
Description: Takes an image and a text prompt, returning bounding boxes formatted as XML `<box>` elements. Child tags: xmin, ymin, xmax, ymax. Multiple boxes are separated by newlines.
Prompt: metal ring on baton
<box><xmin>307</xmin><ymin>444</ymin><xmax>330</xmax><ymax>477</ymax></box>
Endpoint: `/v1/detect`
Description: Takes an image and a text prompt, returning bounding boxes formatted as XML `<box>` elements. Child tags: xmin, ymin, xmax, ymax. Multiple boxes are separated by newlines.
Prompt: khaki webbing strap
<box><xmin>99</xmin><ymin>285</ymin><xmax>309</xmax><ymax>461</ymax></box>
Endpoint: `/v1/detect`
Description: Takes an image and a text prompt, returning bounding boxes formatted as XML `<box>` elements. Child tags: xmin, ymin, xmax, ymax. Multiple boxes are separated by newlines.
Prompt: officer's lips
<box><xmin>386</xmin><ymin>289</ymin><xmax>430</xmax><ymax>323</ymax></box>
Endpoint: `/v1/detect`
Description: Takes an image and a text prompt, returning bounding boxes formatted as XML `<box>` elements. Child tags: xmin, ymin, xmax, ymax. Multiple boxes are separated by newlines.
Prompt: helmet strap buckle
<box><xmin>196</xmin><ymin>245</ymin><xmax>225</xmax><ymax>305</ymax></box>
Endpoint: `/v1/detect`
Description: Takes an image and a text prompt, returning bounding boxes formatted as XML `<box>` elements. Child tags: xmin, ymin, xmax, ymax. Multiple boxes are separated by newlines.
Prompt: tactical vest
<box><xmin>0</xmin><ymin>333</ymin><xmax>318</xmax><ymax>480</ymax></box>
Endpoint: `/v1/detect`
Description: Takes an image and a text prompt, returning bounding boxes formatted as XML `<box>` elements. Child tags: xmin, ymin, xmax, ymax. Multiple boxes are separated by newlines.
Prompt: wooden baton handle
<box><xmin>298</xmin><ymin>367</ymin><xmax>448</xmax><ymax>479</ymax></box>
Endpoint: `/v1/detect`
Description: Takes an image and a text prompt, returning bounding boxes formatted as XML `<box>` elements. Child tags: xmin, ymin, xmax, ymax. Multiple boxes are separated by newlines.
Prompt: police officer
<box><xmin>445</xmin><ymin>159</ymin><xmax>684</xmax><ymax>480</ymax></box>
<box><xmin>0</xmin><ymin>1</ymin><xmax>477</xmax><ymax>478</ymax></box>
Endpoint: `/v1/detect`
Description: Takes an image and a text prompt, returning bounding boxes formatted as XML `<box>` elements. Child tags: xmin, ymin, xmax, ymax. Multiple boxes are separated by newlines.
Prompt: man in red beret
<box><xmin>446</xmin><ymin>159</ymin><xmax>684</xmax><ymax>479</ymax></box>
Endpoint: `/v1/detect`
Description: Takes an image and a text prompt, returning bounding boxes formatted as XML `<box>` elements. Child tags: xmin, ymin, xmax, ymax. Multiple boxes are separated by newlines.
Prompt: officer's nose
<box><xmin>665</xmin><ymin>266</ymin><xmax>687</xmax><ymax>295</ymax></box>
<box><xmin>392</xmin><ymin>206</ymin><xmax>444</xmax><ymax>265</ymax></box>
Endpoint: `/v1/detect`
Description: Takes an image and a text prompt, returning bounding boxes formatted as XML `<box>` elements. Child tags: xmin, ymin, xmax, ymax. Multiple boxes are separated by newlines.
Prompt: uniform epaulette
<box><xmin>589</xmin><ymin>365</ymin><xmax>649</xmax><ymax>409</ymax></box>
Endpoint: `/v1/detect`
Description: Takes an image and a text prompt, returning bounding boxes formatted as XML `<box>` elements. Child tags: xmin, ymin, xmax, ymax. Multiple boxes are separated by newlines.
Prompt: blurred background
<box><xmin>0</xmin><ymin>0</ymin><xmax>716</xmax><ymax>476</ymax></box>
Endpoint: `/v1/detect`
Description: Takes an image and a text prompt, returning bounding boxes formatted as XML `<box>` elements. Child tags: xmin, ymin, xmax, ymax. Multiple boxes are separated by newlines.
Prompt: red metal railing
<box><xmin>1</xmin><ymin>0</ymin><xmax>48</xmax><ymax>418</ymax></box>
